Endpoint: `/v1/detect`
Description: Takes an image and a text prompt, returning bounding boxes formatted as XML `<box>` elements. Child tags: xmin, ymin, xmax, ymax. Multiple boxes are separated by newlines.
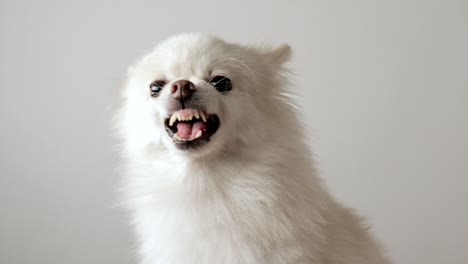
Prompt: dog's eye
<box><xmin>149</xmin><ymin>80</ymin><xmax>166</xmax><ymax>97</ymax></box>
<box><xmin>209</xmin><ymin>76</ymin><xmax>232</xmax><ymax>93</ymax></box>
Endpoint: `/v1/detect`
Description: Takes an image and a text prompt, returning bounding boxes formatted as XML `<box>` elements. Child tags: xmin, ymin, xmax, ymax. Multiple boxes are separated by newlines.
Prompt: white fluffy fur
<box><xmin>117</xmin><ymin>33</ymin><xmax>390</xmax><ymax>264</ymax></box>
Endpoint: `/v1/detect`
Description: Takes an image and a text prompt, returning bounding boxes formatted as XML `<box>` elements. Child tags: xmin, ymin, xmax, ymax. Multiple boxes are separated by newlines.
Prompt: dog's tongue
<box><xmin>176</xmin><ymin>121</ymin><xmax>207</xmax><ymax>139</ymax></box>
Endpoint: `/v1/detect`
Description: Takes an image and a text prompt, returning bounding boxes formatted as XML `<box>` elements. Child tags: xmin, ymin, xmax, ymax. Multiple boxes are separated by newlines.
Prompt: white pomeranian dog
<box><xmin>117</xmin><ymin>33</ymin><xmax>390</xmax><ymax>264</ymax></box>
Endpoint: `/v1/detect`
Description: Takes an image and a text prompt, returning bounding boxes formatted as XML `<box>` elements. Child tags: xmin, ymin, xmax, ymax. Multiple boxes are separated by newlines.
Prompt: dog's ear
<box><xmin>250</xmin><ymin>44</ymin><xmax>292</xmax><ymax>67</ymax></box>
<box><xmin>267</xmin><ymin>44</ymin><xmax>292</xmax><ymax>66</ymax></box>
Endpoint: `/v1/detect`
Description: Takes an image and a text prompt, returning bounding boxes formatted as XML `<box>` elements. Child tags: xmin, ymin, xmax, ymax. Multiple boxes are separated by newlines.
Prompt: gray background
<box><xmin>1</xmin><ymin>0</ymin><xmax>467</xmax><ymax>263</ymax></box>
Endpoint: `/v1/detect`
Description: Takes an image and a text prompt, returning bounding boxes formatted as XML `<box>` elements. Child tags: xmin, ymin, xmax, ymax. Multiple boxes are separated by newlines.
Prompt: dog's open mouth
<box><xmin>164</xmin><ymin>109</ymin><xmax>220</xmax><ymax>150</ymax></box>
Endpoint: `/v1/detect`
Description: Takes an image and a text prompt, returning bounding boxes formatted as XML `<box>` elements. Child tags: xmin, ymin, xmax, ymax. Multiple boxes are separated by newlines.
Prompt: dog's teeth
<box><xmin>200</xmin><ymin>111</ymin><xmax>206</xmax><ymax>122</ymax></box>
<box><xmin>173</xmin><ymin>134</ymin><xmax>187</xmax><ymax>141</ymax></box>
<box><xmin>194</xmin><ymin>130</ymin><xmax>202</xmax><ymax>139</ymax></box>
<box><xmin>169</xmin><ymin>114</ymin><xmax>177</xmax><ymax>126</ymax></box>
<box><xmin>171</xmin><ymin>110</ymin><xmax>206</xmax><ymax>123</ymax></box>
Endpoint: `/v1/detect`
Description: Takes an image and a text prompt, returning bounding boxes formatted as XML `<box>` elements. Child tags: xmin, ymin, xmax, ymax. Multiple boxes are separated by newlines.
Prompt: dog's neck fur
<box><xmin>124</xmin><ymin>129</ymin><xmax>331</xmax><ymax>264</ymax></box>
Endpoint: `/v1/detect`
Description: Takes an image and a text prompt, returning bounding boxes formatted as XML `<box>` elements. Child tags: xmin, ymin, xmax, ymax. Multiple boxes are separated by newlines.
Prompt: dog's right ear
<box><xmin>249</xmin><ymin>44</ymin><xmax>292</xmax><ymax>67</ymax></box>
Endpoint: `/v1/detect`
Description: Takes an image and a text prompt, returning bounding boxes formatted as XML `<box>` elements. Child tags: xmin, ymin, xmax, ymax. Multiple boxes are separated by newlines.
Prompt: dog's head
<box><xmin>121</xmin><ymin>33</ymin><xmax>291</xmax><ymax>158</ymax></box>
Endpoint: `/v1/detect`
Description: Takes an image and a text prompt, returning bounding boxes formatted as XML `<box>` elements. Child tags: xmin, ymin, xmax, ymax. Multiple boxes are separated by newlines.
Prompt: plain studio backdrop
<box><xmin>1</xmin><ymin>0</ymin><xmax>467</xmax><ymax>263</ymax></box>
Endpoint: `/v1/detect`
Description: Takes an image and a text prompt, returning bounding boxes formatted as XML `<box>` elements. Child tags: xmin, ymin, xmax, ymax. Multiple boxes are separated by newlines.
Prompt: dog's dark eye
<box><xmin>149</xmin><ymin>80</ymin><xmax>166</xmax><ymax>97</ymax></box>
<box><xmin>209</xmin><ymin>76</ymin><xmax>232</xmax><ymax>93</ymax></box>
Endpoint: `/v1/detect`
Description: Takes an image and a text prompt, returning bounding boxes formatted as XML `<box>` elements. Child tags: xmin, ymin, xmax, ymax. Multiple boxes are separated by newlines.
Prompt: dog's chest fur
<box><xmin>127</xmin><ymin>150</ymin><xmax>328</xmax><ymax>264</ymax></box>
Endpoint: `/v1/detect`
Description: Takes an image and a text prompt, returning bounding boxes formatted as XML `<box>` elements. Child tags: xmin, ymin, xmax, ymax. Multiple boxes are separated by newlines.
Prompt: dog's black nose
<box><xmin>171</xmin><ymin>80</ymin><xmax>196</xmax><ymax>101</ymax></box>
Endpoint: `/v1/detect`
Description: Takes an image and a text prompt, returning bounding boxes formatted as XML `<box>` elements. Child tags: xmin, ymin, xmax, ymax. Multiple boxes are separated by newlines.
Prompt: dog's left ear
<box><xmin>250</xmin><ymin>44</ymin><xmax>292</xmax><ymax>67</ymax></box>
